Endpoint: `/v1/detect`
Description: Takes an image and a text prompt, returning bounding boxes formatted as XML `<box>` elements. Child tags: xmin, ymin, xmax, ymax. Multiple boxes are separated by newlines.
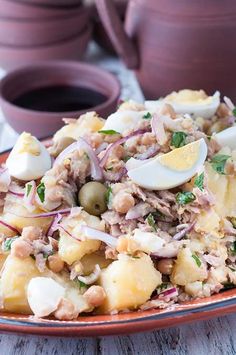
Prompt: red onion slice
<box><xmin>134</xmin><ymin>145</ymin><xmax>160</xmax><ymax>160</ymax></box>
<box><xmin>0</xmin><ymin>220</ymin><xmax>19</xmax><ymax>234</ymax></box>
<box><xmin>54</xmin><ymin>138</ymin><xmax>103</xmax><ymax>181</ymax></box>
<box><xmin>46</xmin><ymin>213</ymin><xmax>63</xmax><ymax>237</ymax></box>
<box><xmin>100</xmin><ymin>129</ymin><xmax>149</xmax><ymax>168</ymax></box>
<box><xmin>103</xmin><ymin>167</ymin><xmax>127</xmax><ymax>182</ymax></box>
<box><xmin>172</xmin><ymin>222</ymin><xmax>195</xmax><ymax>241</ymax></box>
<box><xmin>8</xmin><ymin>189</ymin><xmax>24</xmax><ymax>197</ymax></box>
<box><xmin>23</xmin><ymin>181</ymin><xmax>36</xmax><ymax>212</ymax></box>
<box><xmin>159</xmin><ymin>287</ymin><xmax>178</xmax><ymax>298</ymax></box>
<box><xmin>0</xmin><ymin>168</ymin><xmax>11</xmax><ymax>192</ymax></box>
<box><xmin>6</xmin><ymin>208</ymin><xmax>71</xmax><ymax>219</ymax></box>
<box><xmin>77</xmin><ymin>264</ymin><xmax>101</xmax><ymax>285</ymax></box>
<box><xmin>80</xmin><ymin>225</ymin><xmax>118</xmax><ymax>248</ymax></box>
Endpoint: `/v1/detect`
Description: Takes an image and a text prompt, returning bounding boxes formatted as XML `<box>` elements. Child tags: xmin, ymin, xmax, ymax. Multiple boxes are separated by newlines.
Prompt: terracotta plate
<box><xmin>0</xmin><ymin>147</ymin><xmax>236</xmax><ymax>337</ymax></box>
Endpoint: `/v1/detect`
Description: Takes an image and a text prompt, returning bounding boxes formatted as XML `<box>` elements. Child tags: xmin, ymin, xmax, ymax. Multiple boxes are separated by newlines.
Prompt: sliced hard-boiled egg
<box><xmin>126</xmin><ymin>138</ymin><xmax>207</xmax><ymax>190</ymax></box>
<box><xmin>101</xmin><ymin>110</ymin><xmax>148</xmax><ymax>135</ymax></box>
<box><xmin>27</xmin><ymin>277</ymin><xmax>65</xmax><ymax>318</ymax></box>
<box><xmin>145</xmin><ymin>89</ymin><xmax>220</xmax><ymax>119</ymax></box>
<box><xmin>6</xmin><ymin>132</ymin><xmax>51</xmax><ymax>181</ymax></box>
<box><xmin>214</xmin><ymin>126</ymin><xmax>236</xmax><ymax>150</ymax></box>
<box><xmin>132</xmin><ymin>229</ymin><xmax>165</xmax><ymax>253</ymax></box>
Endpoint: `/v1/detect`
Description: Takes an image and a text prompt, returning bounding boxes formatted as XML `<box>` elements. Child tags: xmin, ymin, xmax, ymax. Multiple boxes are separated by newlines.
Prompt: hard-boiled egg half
<box><xmin>6</xmin><ymin>132</ymin><xmax>51</xmax><ymax>181</ymax></box>
<box><xmin>145</xmin><ymin>89</ymin><xmax>220</xmax><ymax>119</ymax></box>
<box><xmin>126</xmin><ymin>138</ymin><xmax>207</xmax><ymax>190</ymax></box>
<box><xmin>27</xmin><ymin>277</ymin><xmax>65</xmax><ymax>318</ymax></box>
<box><xmin>101</xmin><ymin>110</ymin><xmax>149</xmax><ymax>135</ymax></box>
<box><xmin>214</xmin><ymin>126</ymin><xmax>236</xmax><ymax>150</ymax></box>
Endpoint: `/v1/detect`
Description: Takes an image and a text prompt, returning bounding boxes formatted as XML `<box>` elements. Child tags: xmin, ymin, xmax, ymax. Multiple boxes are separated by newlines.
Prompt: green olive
<box><xmin>78</xmin><ymin>182</ymin><xmax>108</xmax><ymax>216</ymax></box>
<box><xmin>50</xmin><ymin>136</ymin><xmax>76</xmax><ymax>158</ymax></box>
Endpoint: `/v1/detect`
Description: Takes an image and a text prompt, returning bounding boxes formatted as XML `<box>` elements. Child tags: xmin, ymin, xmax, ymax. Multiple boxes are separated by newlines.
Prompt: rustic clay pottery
<box><xmin>0</xmin><ymin>25</ymin><xmax>92</xmax><ymax>70</ymax></box>
<box><xmin>95</xmin><ymin>0</ymin><xmax>236</xmax><ymax>100</ymax></box>
<box><xmin>0</xmin><ymin>266</ymin><xmax>234</xmax><ymax>336</ymax></box>
<box><xmin>0</xmin><ymin>6</ymin><xmax>90</xmax><ymax>46</ymax></box>
<box><xmin>13</xmin><ymin>0</ymin><xmax>81</xmax><ymax>7</ymax></box>
<box><xmin>0</xmin><ymin>61</ymin><xmax>120</xmax><ymax>138</ymax></box>
<box><xmin>92</xmin><ymin>0</ymin><xmax>127</xmax><ymax>55</ymax></box>
<box><xmin>0</xmin><ymin>0</ymin><xmax>82</xmax><ymax>19</ymax></box>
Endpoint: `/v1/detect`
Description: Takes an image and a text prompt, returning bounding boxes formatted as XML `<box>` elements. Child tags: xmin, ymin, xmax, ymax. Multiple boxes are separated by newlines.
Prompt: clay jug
<box><xmin>95</xmin><ymin>0</ymin><xmax>236</xmax><ymax>99</ymax></box>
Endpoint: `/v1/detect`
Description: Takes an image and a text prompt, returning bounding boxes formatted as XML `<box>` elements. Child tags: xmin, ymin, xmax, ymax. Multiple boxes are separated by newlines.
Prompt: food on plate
<box><xmin>0</xmin><ymin>89</ymin><xmax>236</xmax><ymax>320</ymax></box>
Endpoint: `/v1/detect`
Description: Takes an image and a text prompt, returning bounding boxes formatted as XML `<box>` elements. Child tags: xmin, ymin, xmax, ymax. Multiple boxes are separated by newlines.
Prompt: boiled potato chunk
<box><xmin>59</xmin><ymin>235</ymin><xmax>101</xmax><ymax>265</ymax></box>
<box><xmin>98</xmin><ymin>253</ymin><xmax>162</xmax><ymax>313</ymax></box>
<box><xmin>58</xmin><ymin>210</ymin><xmax>104</xmax><ymax>265</ymax></box>
<box><xmin>1</xmin><ymin>255</ymin><xmax>40</xmax><ymax>314</ymax></box>
<box><xmin>3</xmin><ymin>194</ymin><xmax>52</xmax><ymax>233</ymax></box>
<box><xmin>170</xmin><ymin>247</ymin><xmax>207</xmax><ymax>286</ymax></box>
<box><xmin>80</xmin><ymin>251</ymin><xmax>112</xmax><ymax>275</ymax></box>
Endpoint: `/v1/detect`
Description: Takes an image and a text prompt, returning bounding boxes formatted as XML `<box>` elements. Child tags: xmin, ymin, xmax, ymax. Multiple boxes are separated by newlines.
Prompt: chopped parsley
<box><xmin>98</xmin><ymin>129</ymin><xmax>119</xmax><ymax>135</ymax></box>
<box><xmin>192</xmin><ymin>254</ymin><xmax>201</xmax><ymax>267</ymax></box>
<box><xmin>233</xmin><ymin>107</ymin><xmax>236</xmax><ymax>117</ymax></box>
<box><xmin>210</xmin><ymin>154</ymin><xmax>231</xmax><ymax>175</ymax></box>
<box><xmin>76</xmin><ymin>280</ymin><xmax>87</xmax><ymax>289</ymax></box>
<box><xmin>105</xmin><ymin>186</ymin><xmax>112</xmax><ymax>205</ymax></box>
<box><xmin>143</xmin><ymin>112</ymin><xmax>152</xmax><ymax>119</ymax></box>
<box><xmin>157</xmin><ymin>283</ymin><xmax>169</xmax><ymax>293</ymax></box>
<box><xmin>26</xmin><ymin>183</ymin><xmax>32</xmax><ymax>197</ymax></box>
<box><xmin>4</xmin><ymin>237</ymin><xmax>19</xmax><ymax>251</ymax></box>
<box><xmin>194</xmin><ymin>172</ymin><xmax>204</xmax><ymax>191</ymax></box>
<box><xmin>231</xmin><ymin>241</ymin><xmax>236</xmax><ymax>255</ymax></box>
<box><xmin>176</xmin><ymin>191</ymin><xmax>196</xmax><ymax>205</ymax></box>
<box><xmin>123</xmin><ymin>156</ymin><xmax>131</xmax><ymax>163</ymax></box>
<box><xmin>171</xmin><ymin>131</ymin><xmax>187</xmax><ymax>148</ymax></box>
<box><xmin>37</xmin><ymin>182</ymin><xmax>45</xmax><ymax>203</ymax></box>
<box><xmin>146</xmin><ymin>213</ymin><xmax>157</xmax><ymax>232</ymax></box>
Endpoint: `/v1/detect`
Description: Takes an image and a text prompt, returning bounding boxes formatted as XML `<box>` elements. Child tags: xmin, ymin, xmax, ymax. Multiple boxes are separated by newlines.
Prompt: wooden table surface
<box><xmin>0</xmin><ymin>44</ymin><xmax>235</xmax><ymax>355</ymax></box>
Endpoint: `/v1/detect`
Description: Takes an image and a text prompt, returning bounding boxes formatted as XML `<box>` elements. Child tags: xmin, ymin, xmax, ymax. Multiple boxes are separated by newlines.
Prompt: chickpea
<box><xmin>83</xmin><ymin>286</ymin><xmax>106</xmax><ymax>307</ymax></box>
<box><xmin>156</xmin><ymin>258</ymin><xmax>174</xmax><ymax>275</ymax></box>
<box><xmin>11</xmin><ymin>238</ymin><xmax>33</xmax><ymax>259</ymax></box>
<box><xmin>48</xmin><ymin>254</ymin><xmax>64</xmax><ymax>273</ymax></box>
<box><xmin>113</xmin><ymin>192</ymin><xmax>135</xmax><ymax>214</ymax></box>
<box><xmin>54</xmin><ymin>298</ymin><xmax>78</xmax><ymax>320</ymax></box>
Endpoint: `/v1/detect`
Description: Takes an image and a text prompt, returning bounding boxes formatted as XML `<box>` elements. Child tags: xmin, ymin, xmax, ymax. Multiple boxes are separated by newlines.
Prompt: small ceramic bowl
<box><xmin>0</xmin><ymin>6</ymin><xmax>90</xmax><ymax>46</ymax></box>
<box><xmin>0</xmin><ymin>0</ymin><xmax>83</xmax><ymax>19</ymax></box>
<box><xmin>0</xmin><ymin>61</ymin><xmax>120</xmax><ymax>138</ymax></box>
<box><xmin>0</xmin><ymin>25</ymin><xmax>92</xmax><ymax>70</ymax></box>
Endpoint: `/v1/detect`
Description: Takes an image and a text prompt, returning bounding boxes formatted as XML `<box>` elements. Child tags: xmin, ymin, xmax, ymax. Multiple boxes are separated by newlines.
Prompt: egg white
<box><xmin>145</xmin><ymin>91</ymin><xmax>220</xmax><ymax>119</ymax></box>
<box><xmin>214</xmin><ymin>126</ymin><xmax>236</xmax><ymax>150</ymax></box>
<box><xmin>126</xmin><ymin>139</ymin><xmax>208</xmax><ymax>190</ymax></box>
<box><xmin>102</xmin><ymin>110</ymin><xmax>148</xmax><ymax>135</ymax></box>
<box><xmin>6</xmin><ymin>134</ymin><xmax>51</xmax><ymax>181</ymax></box>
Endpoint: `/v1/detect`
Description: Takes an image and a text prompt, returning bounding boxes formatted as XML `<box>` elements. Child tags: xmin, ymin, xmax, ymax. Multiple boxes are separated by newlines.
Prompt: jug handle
<box><xmin>95</xmin><ymin>0</ymin><xmax>139</xmax><ymax>69</ymax></box>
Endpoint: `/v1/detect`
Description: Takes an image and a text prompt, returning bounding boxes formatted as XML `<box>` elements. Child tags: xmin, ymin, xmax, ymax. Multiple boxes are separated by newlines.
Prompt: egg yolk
<box><xmin>16</xmin><ymin>132</ymin><xmax>41</xmax><ymax>156</ymax></box>
<box><xmin>159</xmin><ymin>140</ymin><xmax>201</xmax><ymax>171</ymax></box>
<box><xmin>165</xmin><ymin>89</ymin><xmax>212</xmax><ymax>105</ymax></box>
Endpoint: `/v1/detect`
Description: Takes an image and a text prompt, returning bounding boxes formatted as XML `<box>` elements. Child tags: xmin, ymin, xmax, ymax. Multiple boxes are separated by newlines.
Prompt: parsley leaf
<box><xmin>26</xmin><ymin>183</ymin><xmax>32</xmax><ymax>197</ymax></box>
<box><xmin>233</xmin><ymin>107</ymin><xmax>236</xmax><ymax>117</ymax></box>
<box><xmin>210</xmin><ymin>154</ymin><xmax>231</xmax><ymax>175</ymax></box>
<box><xmin>37</xmin><ymin>182</ymin><xmax>45</xmax><ymax>203</ymax></box>
<box><xmin>171</xmin><ymin>131</ymin><xmax>187</xmax><ymax>148</ymax></box>
<box><xmin>176</xmin><ymin>191</ymin><xmax>196</xmax><ymax>205</ymax></box>
<box><xmin>146</xmin><ymin>213</ymin><xmax>157</xmax><ymax>232</ymax></box>
<box><xmin>192</xmin><ymin>254</ymin><xmax>201</xmax><ymax>267</ymax></box>
<box><xmin>194</xmin><ymin>172</ymin><xmax>204</xmax><ymax>191</ymax></box>
<box><xmin>105</xmin><ymin>186</ymin><xmax>112</xmax><ymax>205</ymax></box>
<box><xmin>157</xmin><ymin>283</ymin><xmax>169</xmax><ymax>293</ymax></box>
<box><xmin>231</xmin><ymin>241</ymin><xmax>236</xmax><ymax>255</ymax></box>
<box><xmin>74</xmin><ymin>279</ymin><xmax>87</xmax><ymax>289</ymax></box>
<box><xmin>4</xmin><ymin>237</ymin><xmax>19</xmax><ymax>251</ymax></box>
<box><xmin>98</xmin><ymin>129</ymin><xmax>119</xmax><ymax>135</ymax></box>
<box><xmin>143</xmin><ymin>112</ymin><xmax>152</xmax><ymax>119</ymax></box>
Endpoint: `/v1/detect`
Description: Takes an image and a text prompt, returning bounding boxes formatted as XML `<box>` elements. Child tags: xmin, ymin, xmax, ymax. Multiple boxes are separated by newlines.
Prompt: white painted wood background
<box><xmin>0</xmin><ymin>44</ymin><xmax>235</xmax><ymax>355</ymax></box>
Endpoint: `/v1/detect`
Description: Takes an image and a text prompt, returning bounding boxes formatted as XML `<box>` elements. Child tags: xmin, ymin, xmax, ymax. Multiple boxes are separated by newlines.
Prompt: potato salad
<box><xmin>1</xmin><ymin>89</ymin><xmax>236</xmax><ymax>320</ymax></box>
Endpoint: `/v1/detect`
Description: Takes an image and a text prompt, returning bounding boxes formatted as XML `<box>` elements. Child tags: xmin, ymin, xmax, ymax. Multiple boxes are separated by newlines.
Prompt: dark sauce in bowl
<box><xmin>12</xmin><ymin>85</ymin><xmax>107</xmax><ymax>112</ymax></box>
